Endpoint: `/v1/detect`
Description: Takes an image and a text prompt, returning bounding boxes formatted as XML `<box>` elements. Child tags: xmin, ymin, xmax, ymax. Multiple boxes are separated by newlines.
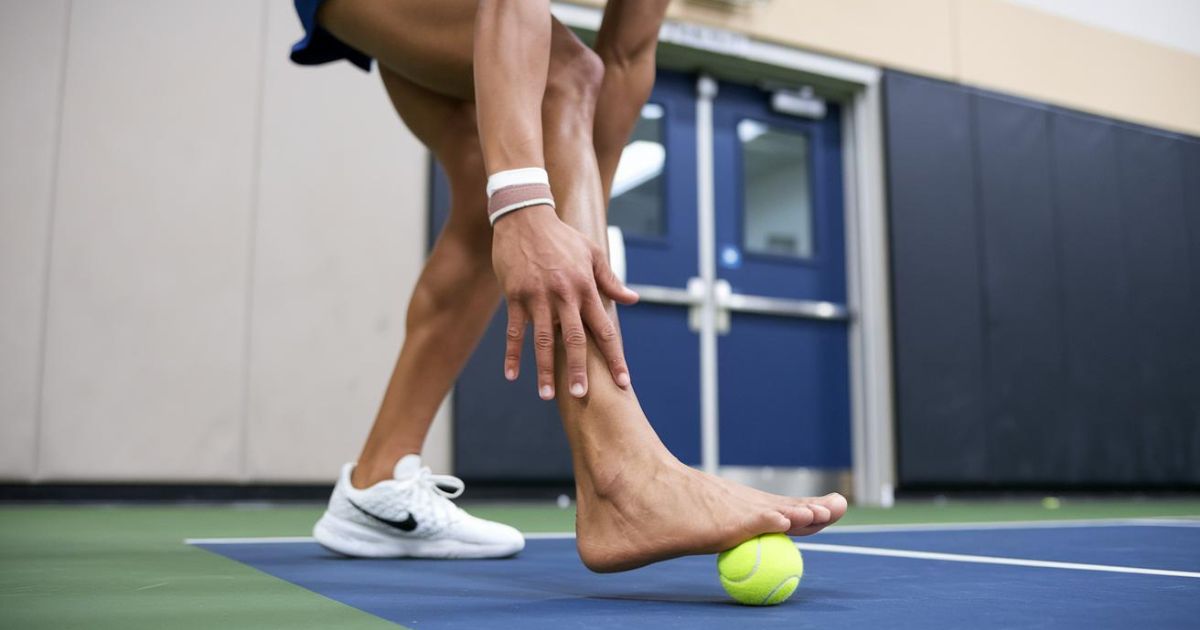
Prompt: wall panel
<box><xmin>1181</xmin><ymin>141</ymin><xmax>1200</xmax><ymax>475</ymax></box>
<box><xmin>888</xmin><ymin>71</ymin><xmax>1200</xmax><ymax>487</ymax></box>
<box><xmin>972</xmin><ymin>94</ymin><xmax>1068</xmax><ymax>482</ymax></box>
<box><xmin>244</xmin><ymin>0</ymin><xmax>431</xmax><ymax>481</ymax></box>
<box><xmin>1049</xmin><ymin>112</ymin><xmax>1140</xmax><ymax>483</ymax></box>
<box><xmin>0</xmin><ymin>0</ymin><xmax>69</xmax><ymax>480</ymax></box>
<box><xmin>38</xmin><ymin>0</ymin><xmax>262</xmax><ymax>480</ymax></box>
<box><xmin>1115</xmin><ymin>129</ymin><xmax>1196</xmax><ymax>483</ymax></box>
<box><xmin>884</xmin><ymin>73</ymin><xmax>988</xmax><ymax>484</ymax></box>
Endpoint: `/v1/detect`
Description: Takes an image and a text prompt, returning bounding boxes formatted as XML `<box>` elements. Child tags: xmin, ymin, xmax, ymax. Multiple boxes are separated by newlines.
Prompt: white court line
<box><xmin>795</xmin><ymin>542</ymin><xmax>1200</xmax><ymax>579</ymax></box>
<box><xmin>185</xmin><ymin>532</ymin><xmax>578</xmax><ymax>545</ymax></box>
<box><xmin>523</xmin><ymin>532</ymin><xmax>577</xmax><ymax>540</ymax></box>
<box><xmin>186</xmin><ymin>536</ymin><xmax>315</xmax><ymax>545</ymax></box>
<box><xmin>184</xmin><ymin>518</ymin><xmax>1199</xmax><ymax>546</ymax></box>
<box><xmin>186</xmin><ymin>527</ymin><xmax>1200</xmax><ymax>579</ymax></box>
<box><xmin>824</xmin><ymin>517</ymin><xmax>1200</xmax><ymax>534</ymax></box>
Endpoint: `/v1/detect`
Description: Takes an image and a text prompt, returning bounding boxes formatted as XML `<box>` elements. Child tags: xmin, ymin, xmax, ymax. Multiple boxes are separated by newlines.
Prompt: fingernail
<box><xmin>616</xmin><ymin>372</ymin><xmax>630</xmax><ymax>388</ymax></box>
<box><xmin>570</xmin><ymin>383</ymin><xmax>585</xmax><ymax>397</ymax></box>
<box><xmin>540</xmin><ymin>385</ymin><xmax>553</xmax><ymax>400</ymax></box>
<box><xmin>505</xmin><ymin>369</ymin><xmax>516</xmax><ymax>381</ymax></box>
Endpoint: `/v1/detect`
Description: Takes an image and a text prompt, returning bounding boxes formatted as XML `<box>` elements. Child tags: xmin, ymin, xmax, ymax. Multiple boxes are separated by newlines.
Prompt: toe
<box><xmin>809</xmin><ymin>503</ymin><xmax>832</xmax><ymax>524</ymax></box>
<box><xmin>778</xmin><ymin>504</ymin><xmax>815</xmax><ymax>535</ymax></box>
<box><xmin>787</xmin><ymin>493</ymin><xmax>849</xmax><ymax>537</ymax></box>
<box><xmin>816</xmin><ymin>492</ymin><xmax>848</xmax><ymax>523</ymax></box>
<box><xmin>759</xmin><ymin>509</ymin><xmax>791</xmax><ymax>533</ymax></box>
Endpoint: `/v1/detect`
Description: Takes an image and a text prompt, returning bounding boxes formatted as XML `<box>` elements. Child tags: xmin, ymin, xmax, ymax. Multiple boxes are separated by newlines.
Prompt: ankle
<box><xmin>351</xmin><ymin>455</ymin><xmax>408</xmax><ymax>490</ymax></box>
<box><xmin>581</xmin><ymin>448</ymin><xmax>674</xmax><ymax>502</ymax></box>
<box><xmin>349</xmin><ymin>466</ymin><xmax>382</xmax><ymax>490</ymax></box>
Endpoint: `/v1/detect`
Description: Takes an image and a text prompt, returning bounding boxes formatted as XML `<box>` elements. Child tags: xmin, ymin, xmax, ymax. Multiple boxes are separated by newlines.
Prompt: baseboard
<box><xmin>0</xmin><ymin>480</ymin><xmax>577</xmax><ymax>504</ymax></box>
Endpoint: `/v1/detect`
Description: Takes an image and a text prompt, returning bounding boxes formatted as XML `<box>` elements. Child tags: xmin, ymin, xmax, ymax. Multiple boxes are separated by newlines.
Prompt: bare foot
<box><xmin>713</xmin><ymin>476</ymin><xmax>848</xmax><ymax>536</ymax></box>
<box><xmin>574</xmin><ymin>457</ymin><xmax>833</xmax><ymax>573</ymax></box>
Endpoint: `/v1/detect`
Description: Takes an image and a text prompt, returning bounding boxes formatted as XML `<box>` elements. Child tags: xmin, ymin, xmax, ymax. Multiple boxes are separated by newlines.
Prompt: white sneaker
<box><xmin>313</xmin><ymin>455</ymin><xmax>525</xmax><ymax>559</ymax></box>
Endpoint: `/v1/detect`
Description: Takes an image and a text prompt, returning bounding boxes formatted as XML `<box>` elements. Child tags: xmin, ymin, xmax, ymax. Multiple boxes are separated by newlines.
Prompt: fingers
<box><xmin>530</xmin><ymin>302</ymin><xmax>556</xmax><ymax>400</ymax></box>
<box><xmin>582</xmin><ymin>293</ymin><xmax>630</xmax><ymax>388</ymax></box>
<box><xmin>593</xmin><ymin>249</ymin><xmax>639</xmax><ymax>305</ymax></box>
<box><xmin>504</xmin><ymin>303</ymin><xmax>527</xmax><ymax>382</ymax></box>
<box><xmin>500</xmin><ymin>237</ymin><xmax>637</xmax><ymax>400</ymax></box>
<box><xmin>557</xmin><ymin>303</ymin><xmax>589</xmax><ymax>398</ymax></box>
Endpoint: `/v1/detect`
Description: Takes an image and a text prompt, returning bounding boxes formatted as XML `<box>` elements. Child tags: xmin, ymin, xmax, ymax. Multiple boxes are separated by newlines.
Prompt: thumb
<box><xmin>593</xmin><ymin>252</ymin><xmax>639</xmax><ymax>305</ymax></box>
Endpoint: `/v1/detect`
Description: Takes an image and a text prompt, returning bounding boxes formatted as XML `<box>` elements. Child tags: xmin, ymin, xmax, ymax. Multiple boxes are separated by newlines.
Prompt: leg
<box><xmin>544</xmin><ymin>15</ymin><xmax>846</xmax><ymax>572</ymax></box>
<box><xmin>319</xmin><ymin>0</ymin><xmax>477</xmax><ymax>100</ymax></box>
<box><xmin>322</xmin><ymin>0</ymin><xmax>842</xmax><ymax>569</ymax></box>
<box><xmin>593</xmin><ymin>0</ymin><xmax>847</xmax><ymax>537</ymax></box>
<box><xmin>318</xmin><ymin>0</ymin><xmax>591</xmax><ymax>485</ymax></box>
<box><xmin>542</xmin><ymin>25</ymin><xmax>789</xmax><ymax>572</ymax></box>
<box><xmin>317</xmin><ymin>0</ymin><xmax>605</xmax><ymax>485</ymax></box>
<box><xmin>352</xmin><ymin>69</ymin><xmax>500</xmax><ymax>488</ymax></box>
<box><xmin>592</xmin><ymin>0</ymin><xmax>673</xmax><ymax>200</ymax></box>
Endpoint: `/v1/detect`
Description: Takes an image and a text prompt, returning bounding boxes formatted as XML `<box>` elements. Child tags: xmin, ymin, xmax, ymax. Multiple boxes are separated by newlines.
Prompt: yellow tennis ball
<box><xmin>717</xmin><ymin>533</ymin><xmax>804</xmax><ymax>606</ymax></box>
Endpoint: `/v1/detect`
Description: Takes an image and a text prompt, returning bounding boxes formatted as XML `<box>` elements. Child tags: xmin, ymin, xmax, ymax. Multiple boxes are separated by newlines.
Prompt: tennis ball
<box><xmin>717</xmin><ymin>533</ymin><xmax>804</xmax><ymax>606</ymax></box>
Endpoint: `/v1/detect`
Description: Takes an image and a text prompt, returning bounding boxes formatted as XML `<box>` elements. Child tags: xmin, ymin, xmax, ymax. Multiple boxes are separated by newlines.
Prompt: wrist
<box><xmin>487</xmin><ymin>167</ymin><xmax>554</xmax><ymax>226</ymax></box>
<box><xmin>492</xmin><ymin>203</ymin><xmax>556</xmax><ymax>235</ymax></box>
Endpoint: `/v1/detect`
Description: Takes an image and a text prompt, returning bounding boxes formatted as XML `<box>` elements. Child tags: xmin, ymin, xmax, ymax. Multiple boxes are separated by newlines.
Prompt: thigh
<box><xmin>592</xmin><ymin>0</ymin><xmax>671</xmax><ymax>192</ymax></box>
<box><xmin>379</xmin><ymin>65</ymin><xmax>476</xmax><ymax>158</ymax></box>
<box><xmin>379</xmin><ymin>68</ymin><xmax>491</xmax><ymax>249</ymax></box>
<box><xmin>318</xmin><ymin>0</ymin><xmax>478</xmax><ymax>100</ymax></box>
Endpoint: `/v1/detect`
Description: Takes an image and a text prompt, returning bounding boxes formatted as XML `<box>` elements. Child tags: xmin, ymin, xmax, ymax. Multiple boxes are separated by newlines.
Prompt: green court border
<box><xmin>3</xmin><ymin>500</ymin><xmax>1198</xmax><ymax>629</ymax></box>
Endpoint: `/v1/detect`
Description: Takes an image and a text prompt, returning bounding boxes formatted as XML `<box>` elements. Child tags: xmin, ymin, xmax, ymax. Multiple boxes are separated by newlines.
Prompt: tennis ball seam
<box><xmin>759</xmin><ymin>574</ymin><xmax>801</xmax><ymax>605</ymax></box>
<box><xmin>719</xmin><ymin>537</ymin><xmax>762</xmax><ymax>584</ymax></box>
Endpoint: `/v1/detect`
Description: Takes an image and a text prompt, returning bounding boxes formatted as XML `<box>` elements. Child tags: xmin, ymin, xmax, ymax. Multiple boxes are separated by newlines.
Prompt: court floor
<box><xmin>3</xmin><ymin>500</ymin><xmax>1199</xmax><ymax>629</ymax></box>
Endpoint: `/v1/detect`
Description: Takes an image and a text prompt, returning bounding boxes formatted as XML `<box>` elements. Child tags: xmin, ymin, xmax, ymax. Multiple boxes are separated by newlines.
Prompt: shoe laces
<box><xmin>398</xmin><ymin>467</ymin><xmax>465</xmax><ymax>533</ymax></box>
<box><xmin>412</xmin><ymin>466</ymin><xmax>464</xmax><ymax>500</ymax></box>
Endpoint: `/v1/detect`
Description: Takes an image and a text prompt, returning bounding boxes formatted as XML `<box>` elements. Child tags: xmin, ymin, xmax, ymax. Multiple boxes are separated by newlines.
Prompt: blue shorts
<box><xmin>290</xmin><ymin>0</ymin><xmax>373</xmax><ymax>72</ymax></box>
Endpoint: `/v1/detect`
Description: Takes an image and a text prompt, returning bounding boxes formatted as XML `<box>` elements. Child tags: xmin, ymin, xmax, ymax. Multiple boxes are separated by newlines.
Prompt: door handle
<box><xmin>713</xmin><ymin>279</ymin><xmax>851</xmax><ymax>334</ymax></box>
<box><xmin>624</xmin><ymin>278</ymin><xmax>708</xmax><ymax>334</ymax></box>
<box><xmin>625</xmin><ymin>278</ymin><xmax>851</xmax><ymax>334</ymax></box>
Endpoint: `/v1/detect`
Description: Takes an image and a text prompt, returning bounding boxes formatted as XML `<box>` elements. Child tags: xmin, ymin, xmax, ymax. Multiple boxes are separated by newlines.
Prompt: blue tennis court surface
<box><xmin>193</xmin><ymin>520</ymin><xmax>1200</xmax><ymax>629</ymax></box>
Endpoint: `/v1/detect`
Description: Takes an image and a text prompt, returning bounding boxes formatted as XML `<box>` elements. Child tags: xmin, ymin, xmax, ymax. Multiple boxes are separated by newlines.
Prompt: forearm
<box><xmin>475</xmin><ymin>3</ymin><xmax>637</xmax><ymax>399</ymax></box>
<box><xmin>592</xmin><ymin>0</ymin><xmax>671</xmax><ymax>193</ymax></box>
<box><xmin>473</xmin><ymin>0</ymin><xmax>552</xmax><ymax>173</ymax></box>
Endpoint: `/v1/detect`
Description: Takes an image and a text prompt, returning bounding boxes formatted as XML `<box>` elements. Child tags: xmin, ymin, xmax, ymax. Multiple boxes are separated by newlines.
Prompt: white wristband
<box><xmin>486</xmin><ymin>167</ymin><xmax>550</xmax><ymax>197</ymax></box>
<box><xmin>486</xmin><ymin>167</ymin><xmax>554</xmax><ymax>226</ymax></box>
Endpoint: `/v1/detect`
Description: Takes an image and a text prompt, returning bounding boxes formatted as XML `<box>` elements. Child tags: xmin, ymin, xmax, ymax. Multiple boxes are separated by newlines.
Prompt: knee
<box><xmin>545</xmin><ymin>37</ymin><xmax>605</xmax><ymax>110</ymax></box>
<box><xmin>432</xmin><ymin>104</ymin><xmax>485</xmax><ymax>176</ymax></box>
<box><xmin>409</xmin><ymin>228</ymin><xmax>493</xmax><ymax>316</ymax></box>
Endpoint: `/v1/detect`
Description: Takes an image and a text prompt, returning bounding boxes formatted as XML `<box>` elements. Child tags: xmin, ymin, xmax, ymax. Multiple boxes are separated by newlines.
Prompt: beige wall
<box><xmin>573</xmin><ymin>0</ymin><xmax>1200</xmax><ymax>136</ymax></box>
<box><xmin>956</xmin><ymin>1</ymin><xmax>1200</xmax><ymax>138</ymax></box>
<box><xmin>3</xmin><ymin>0</ymin><xmax>1194</xmax><ymax>483</ymax></box>
<box><xmin>1007</xmin><ymin>0</ymin><xmax>1200</xmax><ymax>56</ymax></box>
<box><xmin>0</xmin><ymin>0</ymin><xmax>437</xmax><ymax>482</ymax></box>
<box><xmin>0</xmin><ymin>1</ymin><xmax>68</xmax><ymax>479</ymax></box>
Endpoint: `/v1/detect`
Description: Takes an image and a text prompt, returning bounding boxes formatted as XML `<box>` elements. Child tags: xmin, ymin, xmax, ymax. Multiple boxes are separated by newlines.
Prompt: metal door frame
<box><xmin>554</xmin><ymin>3</ymin><xmax>895</xmax><ymax>507</ymax></box>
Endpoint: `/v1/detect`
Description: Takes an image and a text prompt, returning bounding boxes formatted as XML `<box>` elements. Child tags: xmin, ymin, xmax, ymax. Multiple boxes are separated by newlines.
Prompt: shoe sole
<box><xmin>313</xmin><ymin>511</ymin><xmax>524</xmax><ymax>559</ymax></box>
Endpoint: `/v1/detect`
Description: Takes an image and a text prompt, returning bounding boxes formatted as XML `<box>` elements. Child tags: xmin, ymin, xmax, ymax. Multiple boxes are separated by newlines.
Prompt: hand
<box><xmin>491</xmin><ymin>204</ymin><xmax>639</xmax><ymax>399</ymax></box>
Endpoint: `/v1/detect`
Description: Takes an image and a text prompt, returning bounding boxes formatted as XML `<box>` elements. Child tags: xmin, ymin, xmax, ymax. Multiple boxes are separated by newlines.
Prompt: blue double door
<box><xmin>443</xmin><ymin>71</ymin><xmax>851</xmax><ymax>482</ymax></box>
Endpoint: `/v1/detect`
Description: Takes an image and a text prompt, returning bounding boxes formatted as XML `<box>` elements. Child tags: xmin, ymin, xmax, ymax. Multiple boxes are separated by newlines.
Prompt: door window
<box><xmin>738</xmin><ymin>119</ymin><xmax>814</xmax><ymax>259</ymax></box>
<box><xmin>609</xmin><ymin>103</ymin><xmax>667</xmax><ymax>239</ymax></box>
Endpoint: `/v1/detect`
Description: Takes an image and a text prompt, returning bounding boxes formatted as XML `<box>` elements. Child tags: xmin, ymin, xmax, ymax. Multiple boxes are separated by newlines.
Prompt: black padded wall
<box><xmin>885</xmin><ymin>71</ymin><xmax>1200</xmax><ymax>488</ymax></box>
<box><xmin>885</xmin><ymin>76</ymin><xmax>988</xmax><ymax>483</ymax></box>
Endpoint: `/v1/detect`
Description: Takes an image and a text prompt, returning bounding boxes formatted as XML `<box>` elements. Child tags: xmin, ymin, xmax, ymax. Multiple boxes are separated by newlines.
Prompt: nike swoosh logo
<box><xmin>347</xmin><ymin>498</ymin><xmax>418</xmax><ymax>532</ymax></box>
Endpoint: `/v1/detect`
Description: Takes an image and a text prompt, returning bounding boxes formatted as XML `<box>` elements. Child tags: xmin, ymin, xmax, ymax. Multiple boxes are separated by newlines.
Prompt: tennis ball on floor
<box><xmin>717</xmin><ymin>533</ymin><xmax>804</xmax><ymax>606</ymax></box>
